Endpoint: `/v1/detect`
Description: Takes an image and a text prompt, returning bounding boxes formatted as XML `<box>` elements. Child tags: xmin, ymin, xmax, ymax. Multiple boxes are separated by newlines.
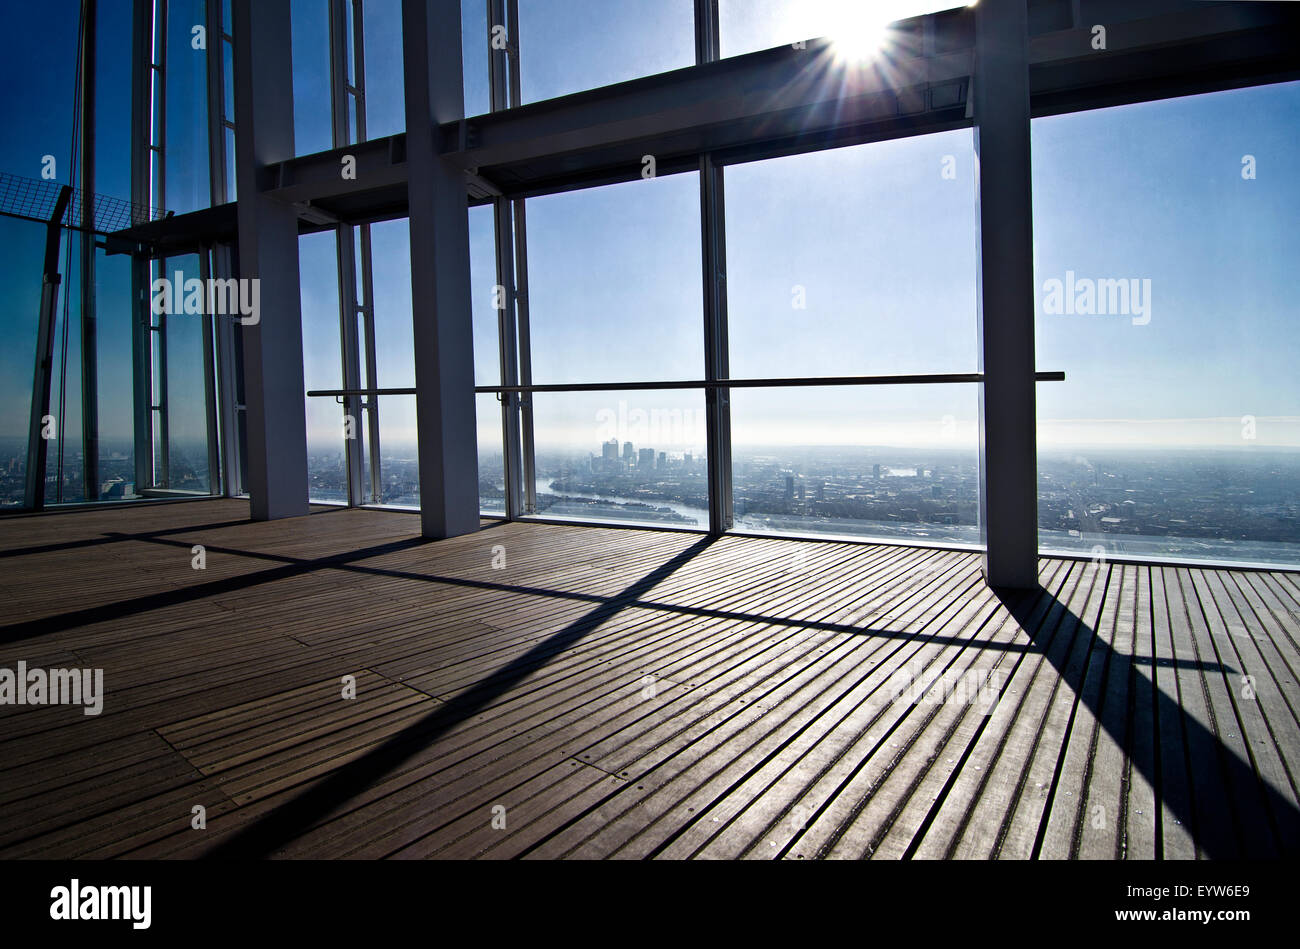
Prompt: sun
<box><xmin>829</xmin><ymin>5</ymin><xmax>891</xmax><ymax>63</ymax></box>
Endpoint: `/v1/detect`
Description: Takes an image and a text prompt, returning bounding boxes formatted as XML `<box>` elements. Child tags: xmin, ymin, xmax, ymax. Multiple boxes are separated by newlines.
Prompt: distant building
<box><xmin>658</xmin><ymin>451</ymin><xmax>667</xmax><ymax>469</ymax></box>
<box><xmin>683</xmin><ymin>452</ymin><xmax>692</xmax><ymax>469</ymax></box>
<box><xmin>639</xmin><ymin>448</ymin><xmax>655</xmax><ymax>470</ymax></box>
<box><xmin>602</xmin><ymin>439</ymin><xmax>619</xmax><ymax>462</ymax></box>
<box><xmin>784</xmin><ymin>475</ymin><xmax>794</xmax><ymax>503</ymax></box>
<box><xmin>873</xmin><ymin>464</ymin><xmax>881</xmax><ymax>480</ymax></box>
<box><xmin>623</xmin><ymin>441</ymin><xmax>635</xmax><ymax>463</ymax></box>
<box><xmin>99</xmin><ymin>479</ymin><xmax>134</xmax><ymax>499</ymax></box>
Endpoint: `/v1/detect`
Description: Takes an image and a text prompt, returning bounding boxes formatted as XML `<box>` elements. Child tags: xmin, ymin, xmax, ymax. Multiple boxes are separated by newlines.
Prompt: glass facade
<box><xmin>531</xmin><ymin>390</ymin><xmax>709</xmax><ymax>529</ymax></box>
<box><xmin>0</xmin><ymin>0</ymin><xmax>1293</xmax><ymax>574</ymax></box>
<box><xmin>526</xmin><ymin>174</ymin><xmax>703</xmax><ymax>385</ymax></box>
<box><xmin>517</xmin><ymin>0</ymin><xmax>694</xmax><ymax>104</ymax></box>
<box><xmin>719</xmin><ymin>0</ymin><xmax>963</xmax><ymax>59</ymax></box>
<box><xmin>1033</xmin><ymin>83</ymin><xmax>1300</xmax><ymax>567</ymax></box>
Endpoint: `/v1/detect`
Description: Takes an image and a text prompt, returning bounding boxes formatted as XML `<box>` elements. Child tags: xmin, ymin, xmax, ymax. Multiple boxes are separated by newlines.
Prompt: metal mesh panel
<box><xmin>0</xmin><ymin>171</ymin><xmax>170</xmax><ymax>233</ymax></box>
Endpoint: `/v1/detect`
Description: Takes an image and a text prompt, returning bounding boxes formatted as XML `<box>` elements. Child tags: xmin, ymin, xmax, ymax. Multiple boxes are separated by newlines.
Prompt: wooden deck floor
<box><xmin>1</xmin><ymin>499</ymin><xmax>1297</xmax><ymax>859</ymax></box>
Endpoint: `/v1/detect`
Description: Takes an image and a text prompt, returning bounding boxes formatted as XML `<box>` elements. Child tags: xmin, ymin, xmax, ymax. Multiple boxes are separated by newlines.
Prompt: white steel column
<box><xmin>402</xmin><ymin>0</ymin><xmax>480</xmax><ymax>538</ymax></box>
<box><xmin>232</xmin><ymin>0</ymin><xmax>310</xmax><ymax>520</ymax></box>
<box><xmin>975</xmin><ymin>0</ymin><xmax>1039</xmax><ymax>588</ymax></box>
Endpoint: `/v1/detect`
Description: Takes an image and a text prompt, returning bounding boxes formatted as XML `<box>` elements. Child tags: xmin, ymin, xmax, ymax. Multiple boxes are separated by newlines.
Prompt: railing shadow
<box><xmin>994</xmin><ymin>581</ymin><xmax>1299</xmax><ymax>859</ymax></box>
<box><xmin>199</xmin><ymin>536</ymin><xmax>718</xmax><ymax>858</ymax></box>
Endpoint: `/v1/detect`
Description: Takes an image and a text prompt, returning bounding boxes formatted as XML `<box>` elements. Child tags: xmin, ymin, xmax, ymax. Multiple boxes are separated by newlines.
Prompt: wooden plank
<box><xmin>3</xmin><ymin>498</ymin><xmax>1297</xmax><ymax>859</ymax></box>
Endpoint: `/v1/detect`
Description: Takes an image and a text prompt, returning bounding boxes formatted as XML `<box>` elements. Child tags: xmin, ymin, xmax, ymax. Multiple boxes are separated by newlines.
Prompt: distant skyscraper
<box><xmin>658</xmin><ymin>451</ymin><xmax>667</xmax><ymax>469</ymax></box>
<box><xmin>639</xmin><ymin>448</ymin><xmax>655</xmax><ymax>470</ymax></box>
<box><xmin>602</xmin><ymin>439</ymin><xmax>619</xmax><ymax>462</ymax></box>
<box><xmin>916</xmin><ymin>465</ymin><xmax>924</xmax><ymax>478</ymax></box>
<box><xmin>816</xmin><ymin>481</ymin><xmax>825</xmax><ymax>501</ymax></box>
<box><xmin>684</xmin><ymin>452</ymin><xmax>692</xmax><ymax>469</ymax></box>
<box><xmin>873</xmin><ymin>464</ymin><xmax>881</xmax><ymax>480</ymax></box>
<box><xmin>784</xmin><ymin>475</ymin><xmax>794</xmax><ymax>503</ymax></box>
<box><xmin>796</xmin><ymin>480</ymin><xmax>804</xmax><ymax>501</ymax></box>
<box><xmin>623</xmin><ymin>441</ymin><xmax>635</xmax><ymax>463</ymax></box>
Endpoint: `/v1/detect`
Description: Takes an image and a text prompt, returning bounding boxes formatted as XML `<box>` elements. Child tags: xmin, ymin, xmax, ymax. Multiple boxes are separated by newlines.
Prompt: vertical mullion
<box><xmin>693</xmin><ymin>0</ymin><xmax>719</xmax><ymax>66</ymax></box>
<box><xmin>153</xmin><ymin>0</ymin><xmax>168</xmax><ymax>489</ymax></box>
<box><xmin>700</xmin><ymin>155</ymin><xmax>732</xmax><ymax>534</ymax></box>
<box><xmin>212</xmin><ymin>241</ymin><xmax>242</xmax><ymax>496</ymax></box>
<box><xmin>493</xmin><ymin>197</ymin><xmax>523</xmax><ymax>518</ymax></box>
<box><xmin>155</xmin><ymin>260</ymin><xmax>170</xmax><ymax>488</ymax></box>
<box><xmin>352</xmin><ymin>0</ymin><xmax>367</xmax><ymax>142</ymax></box>
<box><xmin>337</xmin><ymin>226</ymin><xmax>365</xmax><ymax>506</ymax></box>
<box><xmin>489</xmin><ymin>0</ymin><xmax>525</xmax><ymax>519</ymax></box>
<box><xmin>130</xmin><ymin>0</ymin><xmax>153</xmax><ymax>498</ymax></box>
<box><xmin>358</xmin><ymin>224</ymin><xmax>382</xmax><ymax>504</ymax></box>
<box><xmin>156</xmin><ymin>0</ymin><xmax>166</xmax><ymax>214</ymax></box>
<box><xmin>696</xmin><ymin>0</ymin><xmax>730</xmax><ymax>535</ymax></box>
<box><xmin>505</xmin><ymin>0</ymin><xmax>535</xmax><ymax>514</ymax></box>
<box><xmin>205</xmin><ymin>0</ymin><xmax>227</xmax><ymax>205</ymax></box>
<box><xmin>512</xmin><ymin>197</ymin><xmax>535</xmax><ymax>514</ymax></box>
<box><xmin>198</xmin><ymin>246</ymin><xmax>221</xmax><ymax>494</ymax></box>
<box><xmin>81</xmin><ymin>0</ymin><xmax>100</xmax><ymax>501</ymax></box>
<box><xmin>330</xmin><ymin>0</ymin><xmax>369</xmax><ymax>506</ymax></box>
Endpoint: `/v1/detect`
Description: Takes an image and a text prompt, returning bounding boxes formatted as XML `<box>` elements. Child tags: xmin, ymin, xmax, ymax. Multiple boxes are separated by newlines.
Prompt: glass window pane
<box><xmin>160</xmin><ymin>253</ymin><xmax>212</xmax><ymax>491</ymax></box>
<box><xmin>292</xmin><ymin>0</ymin><xmax>333</xmax><ymax>154</ymax></box>
<box><xmin>725</xmin><ymin>129</ymin><xmax>978</xmax><ymax>378</ymax></box>
<box><xmin>532</xmin><ymin>390</ymin><xmax>708</xmax><ymax>529</ymax></box>
<box><xmin>164</xmin><ymin>0</ymin><xmax>212</xmax><ymax>213</ymax></box>
<box><xmin>1033</xmin><ymin>82</ymin><xmax>1300</xmax><ymax>567</ymax></box>
<box><xmin>373</xmin><ymin>394</ymin><xmax>419</xmax><ymax>508</ymax></box>
<box><xmin>519</xmin><ymin>0</ymin><xmax>694</xmax><ymax>104</ymax></box>
<box><xmin>0</xmin><ymin>218</ymin><xmax>49</xmax><ymax>508</ymax></box>
<box><xmin>300</xmin><ymin>230</ymin><xmax>347</xmax><ymax>503</ymax></box>
<box><xmin>461</xmin><ymin>0</ymin><xmax>490</xmax><ymax>116</ymax></box>
<box><xmin>719</xmin><ymin>0</ymin><xmax>962</xmax><ymax>59</ymax></box>
<box><xmin>730</xmin><ymin>384</ymin><xmax>979</xmax><ymax>543</ymax></box>
<box><xmin>469</xmin><ymin>204</ymin><xmax>500</xmax><ymax>387</ymax></box>
<box><xmin>94</xmin><ymin>249</ymin><xmax>137</xmax><ymax>500</ymax></box>
<box><xmin>362</xmin><ymin>0</ymin><xmax>406</xmax><ymax>136</ymax></box>
<box><xmin>370</xmin><ymin>218</ymin><xmax>415</xmax><ymax>387</ymax></box>
<box><xmin>527</xmin><ymin>174</ymin><xmax>703</xmax><ymax>384</ymax></box>
<box><xmin>223</xmin><ymin>39</ymin><xmax>235</xmax><ymax>120</ymax></box>
<box><xmin>477</xmin><ymin>392</ymin><xmax>506</xmax><ymax>515</ymax></box>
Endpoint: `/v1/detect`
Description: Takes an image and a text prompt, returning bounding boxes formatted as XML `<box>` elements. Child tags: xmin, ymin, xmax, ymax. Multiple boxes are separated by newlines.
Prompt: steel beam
<box><xmin>232</xmin><ymin>0</ymin><xmax>309</xmax><ymax>520</ymax></box>
<box><xmin>975</xmin><ymin>0</ymin><xmax>1038</xmax><ymax>589</ymax></box>
<box><xmin>23</xmin><ymin>186</ymin><xmax>74</xmax><ymax>511</ymax></box>
<box><xmin>115</xmin><ymin>1</ymin><xmax>1299</xmax><ymax>253</ymax></box>
<box><xmin>402</xmin><ymin>0</ymin><xmax>480</xmax><ymax>538</ymax></box>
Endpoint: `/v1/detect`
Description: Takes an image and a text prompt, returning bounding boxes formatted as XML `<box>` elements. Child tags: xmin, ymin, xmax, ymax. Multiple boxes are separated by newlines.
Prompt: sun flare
<box><xmin>829</xmin><ymin>6</ymin><xmax>890</xmax><ymax>63</ymax></box>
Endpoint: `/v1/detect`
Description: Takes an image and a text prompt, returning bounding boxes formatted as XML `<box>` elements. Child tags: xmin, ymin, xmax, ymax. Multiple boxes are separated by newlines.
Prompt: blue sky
<box><xmin>3</xmin><ymin>1</ymin><xmax>1297</xmax><ymax>465</ymax></box>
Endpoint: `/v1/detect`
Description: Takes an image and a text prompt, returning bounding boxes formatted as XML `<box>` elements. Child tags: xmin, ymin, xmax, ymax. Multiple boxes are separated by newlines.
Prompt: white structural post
<box><xmin>232</xmin><ymin>0</ymin><xmax>310</xmax><ymax>520</ymax></box>
<box><xmin>975</xmin><ymin>0</ymin><xmax>1039</xmax><ymax>588</ymax></box>
<box><xmin>402</xmin><ymin>0</ymin><xmax>481</xmax><ymax>538</ymax></box>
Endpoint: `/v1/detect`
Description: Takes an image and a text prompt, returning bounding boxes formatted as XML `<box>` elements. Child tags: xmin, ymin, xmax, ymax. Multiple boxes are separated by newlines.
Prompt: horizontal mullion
<box><xmin>307</xmin><ymin>371</ymin><xmax>1064</xmax><ymax>399</ymax></box>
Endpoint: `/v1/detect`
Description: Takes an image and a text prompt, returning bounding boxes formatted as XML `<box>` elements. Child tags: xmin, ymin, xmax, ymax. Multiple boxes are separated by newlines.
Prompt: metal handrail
<box><xmin>308</xmin><ymin>370</ymin><xmax>1065</xmax><ymax>399</ymax></box>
